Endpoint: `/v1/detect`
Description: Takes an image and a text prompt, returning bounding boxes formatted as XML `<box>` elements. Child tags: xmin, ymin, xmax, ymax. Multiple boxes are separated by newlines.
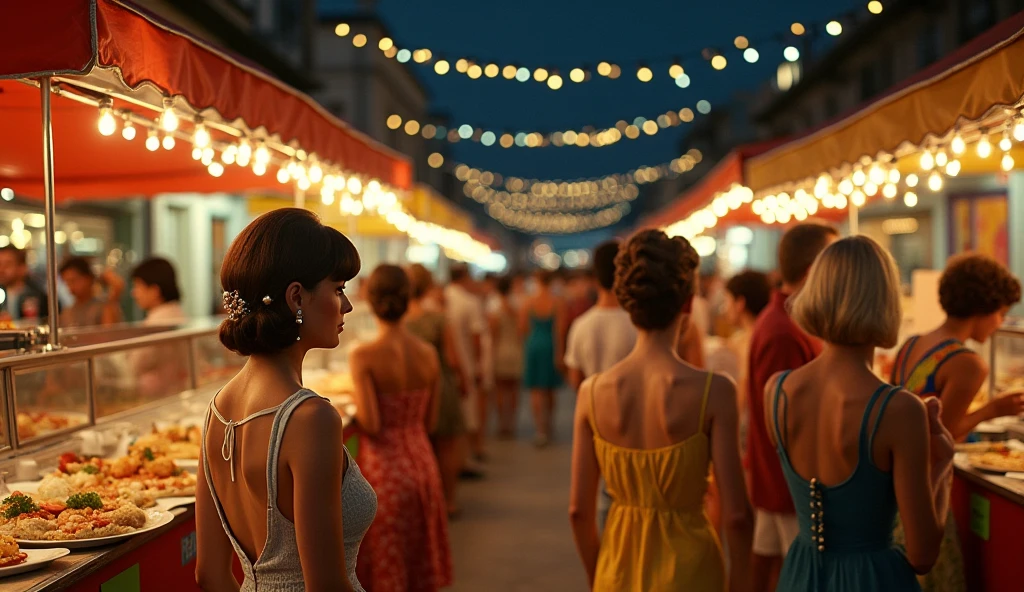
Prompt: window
<box><xmin>918</xmin><ymin>23</ymin><xmax>941</xmax><ymax>68</ymax></box>
<box><xmin>960</xmin><ymin>0</ymin><xmax>995</xmax><ymax>43</ymax></box>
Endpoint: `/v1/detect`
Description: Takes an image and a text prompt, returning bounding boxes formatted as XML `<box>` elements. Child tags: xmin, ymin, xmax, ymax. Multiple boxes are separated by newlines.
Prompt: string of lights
<box><xmin>334</xmin><ymin>2</ymin><xmax>883</xmax><ymax>91</ymax></box>
<box><xmin>463</xmin><ymin>181</ymin><xmax>641</xmax><ymax>212</ymax></box>
<box><xmin>90</xmin><ymin>94</ymin><xmax>492</xmax><ymax>262</ymax></box>
<box><xmin>388</xmin><ymin>101</ymin><xmax>712</xmax><ymax>148</ymax></box>
<box><xmin>490</xmin><ymin>202</ymin><xmax>631</xmax><ymax>234</ymax></box>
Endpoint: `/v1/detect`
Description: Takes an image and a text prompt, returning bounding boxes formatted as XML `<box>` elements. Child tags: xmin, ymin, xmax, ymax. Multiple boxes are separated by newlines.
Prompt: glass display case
<box><xmin>991</xmin><ymin>322</ymin><xmax>1024</xmax><ymax>395</ymax></box>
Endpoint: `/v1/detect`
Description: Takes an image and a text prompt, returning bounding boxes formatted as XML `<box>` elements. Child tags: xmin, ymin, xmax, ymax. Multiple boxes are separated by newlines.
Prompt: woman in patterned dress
<box><xmin>890</xmin><ymin>253</ymin><xmax>1023</xmax><ymax>592</ymax></box>
<box><xmin>351</xmin><ymin>265</ymin><xmax>453</xmax><ymax>591</ymax></box>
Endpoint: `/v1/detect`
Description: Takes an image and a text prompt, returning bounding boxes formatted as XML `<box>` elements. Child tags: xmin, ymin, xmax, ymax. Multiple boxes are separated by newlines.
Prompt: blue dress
<box><xmin>522</xmin><ymin>314</ymin><xmax>561</xmax><ymax>389</ymax></box>
<box><xmin>773</xmin><ymin>371</ymin><xmax>921</xmax><ymax>592</ymax></box>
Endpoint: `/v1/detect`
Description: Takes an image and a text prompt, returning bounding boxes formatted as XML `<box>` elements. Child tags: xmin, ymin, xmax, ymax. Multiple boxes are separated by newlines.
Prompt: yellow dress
<box><xmin>590</xmin><ymin>372</ymin><xmax>725</xmax><ymax>592</ymax></box>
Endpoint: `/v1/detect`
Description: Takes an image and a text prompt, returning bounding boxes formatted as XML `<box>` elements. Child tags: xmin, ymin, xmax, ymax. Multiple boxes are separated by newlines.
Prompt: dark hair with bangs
<box><xmin>219</xmin><ymin>208</ymin><xmax>360</xmax><ymax>355</ymax></box>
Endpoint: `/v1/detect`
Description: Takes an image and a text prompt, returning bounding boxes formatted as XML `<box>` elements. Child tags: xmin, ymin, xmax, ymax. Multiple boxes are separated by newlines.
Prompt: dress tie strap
<box><xmin>210</xmin><ymin>401</ymin><xmax>285</xmax><ymax>483</ymax></box>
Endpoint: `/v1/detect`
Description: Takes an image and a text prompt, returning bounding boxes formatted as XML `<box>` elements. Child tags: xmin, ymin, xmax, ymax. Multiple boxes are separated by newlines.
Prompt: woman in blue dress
<box><xmin>763</xmin><ymin>236</ymin><xmax>954</xmax><ymax>591</ymax></box>
<box><xmin>521</xmin><ymin>270</ymin><xmax>565</xmax><ymax>447</ymax></box>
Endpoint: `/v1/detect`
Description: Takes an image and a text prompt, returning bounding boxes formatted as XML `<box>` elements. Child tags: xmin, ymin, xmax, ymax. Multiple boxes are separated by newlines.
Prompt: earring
<box><xmin>295</xmin><ymin>308</ymin><xmax>303</xmax><ymax>341</ymax></box>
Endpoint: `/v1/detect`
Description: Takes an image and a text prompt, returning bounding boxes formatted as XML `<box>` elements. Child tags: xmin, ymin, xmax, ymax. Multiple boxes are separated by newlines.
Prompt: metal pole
<box><xmin>294</xmin><ymin>185</ymin><xmax>305</xmax><ymax>209</ymax></box>
<box><xmin>40</xmin><ymin>77</ymin><xmax>60</xmax><ymax>349</ymax></box>
<box><xmin>848</xmin><ymin>202</ymin><xmax>859</xmax><ymax>236</ymax></box>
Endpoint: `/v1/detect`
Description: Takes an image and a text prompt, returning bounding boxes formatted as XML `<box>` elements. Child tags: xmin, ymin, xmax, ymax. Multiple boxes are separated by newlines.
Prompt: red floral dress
<box><xmin>355</xmin><ymin>389</ymin><xmax>452</xmax><ymax>591</ymax></box>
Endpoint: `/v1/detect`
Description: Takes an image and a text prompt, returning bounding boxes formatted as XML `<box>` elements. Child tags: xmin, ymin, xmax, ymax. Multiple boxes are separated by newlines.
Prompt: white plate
<box><xmin>0</xmin><ymin>548</ymin><xmax>71</xmax><ymax>579</ymax></box>
<box><xmin>173</xmin><ymin>459</ymin><xmax>199</xmax><ymax>470</ymax></box>
<box><xmin>155</xmin><ymin>496</ymin><xmax>195</xmax><ymax>511</ymax></box>
<box><xmin>16</xmin><ymin>509</ymin><xmax>175</xmax><ymax>549</ymax></box>
<box><xmin>5</xmin><ymin>482</ymin><xmax>40</xmax><ymax>495</ymax></box>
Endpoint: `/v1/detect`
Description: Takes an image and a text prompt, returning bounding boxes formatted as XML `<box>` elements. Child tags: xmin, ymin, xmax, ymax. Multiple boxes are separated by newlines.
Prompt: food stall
<box><xmin>649</xmin><ymin>12</ymin><xmax>1024</xmax><ymax>590</ymax></box>
<box><xmin>0</xmin><ymin>0</ymin><xmax>423</xmax><ymax>588</ymax></box>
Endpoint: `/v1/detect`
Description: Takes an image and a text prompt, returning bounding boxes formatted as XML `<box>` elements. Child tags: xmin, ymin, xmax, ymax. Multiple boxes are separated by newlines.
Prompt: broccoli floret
<box><xmin>65</xmin><ymin>492</ymin><xmax>103</xmax><ymax>511</ymax></box>
<box><xmin>80</xmin><ymin>464</ymin><xmax>100</xmax><ymax>475</ymax></box>
<box><xmin>2</xmin><ymin>494</ymin><xmax>39</xmax><ymax>519</ymax></box>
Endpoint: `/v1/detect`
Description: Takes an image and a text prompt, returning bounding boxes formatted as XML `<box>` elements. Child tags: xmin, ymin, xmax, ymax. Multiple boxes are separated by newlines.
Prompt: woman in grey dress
<box><xmin>196</xmin><ymin>209</ymin><xmax>376</xmax><ymax>592</ymax></box>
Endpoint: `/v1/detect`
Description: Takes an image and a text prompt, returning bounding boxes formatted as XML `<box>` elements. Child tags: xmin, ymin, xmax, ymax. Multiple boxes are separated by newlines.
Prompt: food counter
<box><xmin>952</xmin><ymin>325</ymin><xmax>1024</xmax><ymax>591</ymax></box>
<box><xmin>0</xmin><ymin>319</ymin><xmax>360</xmax><ymax>591</ymax></box>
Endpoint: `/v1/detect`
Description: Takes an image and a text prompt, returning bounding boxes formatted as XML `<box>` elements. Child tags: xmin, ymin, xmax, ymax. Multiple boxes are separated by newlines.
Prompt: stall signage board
<box><xmin>101</xmin><ymin>564</ymin><xmax>141</xmax><ymax>592</ymax></box>
<box><xmin>970</xmin><ymin>493</ymin><xmax>991</xmax><ymax>541</ymax></box>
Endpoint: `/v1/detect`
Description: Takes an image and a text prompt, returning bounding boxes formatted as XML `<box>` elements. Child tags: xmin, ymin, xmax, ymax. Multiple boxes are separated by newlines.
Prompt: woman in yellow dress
<box><xmin>569</xmin><ymin>229</ymin><xmax>754</xmax><ymax>592</ymax></box>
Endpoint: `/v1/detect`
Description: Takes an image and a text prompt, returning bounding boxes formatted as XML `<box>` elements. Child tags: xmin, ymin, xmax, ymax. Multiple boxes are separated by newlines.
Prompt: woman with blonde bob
<box><xmin>765</xmin><ymin>236</ymin><xmax>954</xmax><ymax>591</ymax></box>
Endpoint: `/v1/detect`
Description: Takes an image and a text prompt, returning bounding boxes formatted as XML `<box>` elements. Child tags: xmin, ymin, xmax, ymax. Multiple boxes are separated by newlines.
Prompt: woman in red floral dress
<box><xmin>351</xmin><ymin>264</ymin><xmax>453</xmax><ymax>591</ymax></box>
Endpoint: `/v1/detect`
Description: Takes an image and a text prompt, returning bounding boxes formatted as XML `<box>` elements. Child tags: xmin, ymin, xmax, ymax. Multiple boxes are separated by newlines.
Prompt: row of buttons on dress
<box><xmin>809</xmin><ymin>478</ymin><xmax>824</xmax><ymax>552</ymax></box>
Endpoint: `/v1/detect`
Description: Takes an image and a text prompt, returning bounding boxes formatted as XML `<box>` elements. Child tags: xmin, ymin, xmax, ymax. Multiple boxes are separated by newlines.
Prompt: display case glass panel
<box><xmin>194</xmin><ymin>333</ymin><xmax>245</xmax><ymax>387</ymax></box>
<box><xmin>13</xmin><ymin>361</ymin><xmax>90</xmax><ymax>443</ymax></box>
<box><xmin>92</xmin><ymin>340</ymin><xmax>193</xmax><ymax>418</ymax></box>
<box><xmin>992</xmin><ymin>325</ymin><xmax>1024</xmax><ymax>394</ymax></box>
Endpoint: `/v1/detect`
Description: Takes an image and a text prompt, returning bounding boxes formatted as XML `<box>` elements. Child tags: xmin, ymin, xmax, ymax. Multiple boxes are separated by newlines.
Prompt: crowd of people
<box><xmin>177</xmin><ymin>206</ymin><xmax>1024</xmax><ymax>592</ymax></box>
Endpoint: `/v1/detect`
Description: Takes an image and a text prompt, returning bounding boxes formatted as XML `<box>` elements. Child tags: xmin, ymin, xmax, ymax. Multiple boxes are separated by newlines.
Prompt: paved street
<box><xmin>448</xmin><ymin>390</ymin><xmax>588</xmax><ymax>592</ymax></box>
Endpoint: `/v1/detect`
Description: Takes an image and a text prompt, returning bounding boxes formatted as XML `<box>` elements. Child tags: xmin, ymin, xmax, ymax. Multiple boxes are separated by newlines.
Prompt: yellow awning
<box><xmin>746</xmin><ymin>17</ymin><xmax>1024</xmax><ymax>192</ymax></box>
<box><xmin>246</xmin><ymin>196</ymin><xmax>407</xmax><ymax>238</ymax></box>
<box><xmin>409</xmin><ymin>184</ymin><xmax>473</xmax><ymax>233</ymax></box>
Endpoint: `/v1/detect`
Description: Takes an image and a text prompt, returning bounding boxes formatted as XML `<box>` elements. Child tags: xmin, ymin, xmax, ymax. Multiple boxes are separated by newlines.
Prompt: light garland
<box><xmin>665</xmin><ymin>105</ymin><xmax>1024</xmax><ymax>242</ymax></box>
<box><xmin>394</xmin><ymin>102</ymin><xmax>711</xmax><ymax>149</ymax></box>
<box><xmin>463</xmin><ymin>181</ymin><xmax>640</xmax><ymax>212</ymax></box>
<box><xmin>334</xmin><ymin>4</ymin><xmax>881</xmax><ymax>91</ymax></box>
<box><xmin>490</xmin><ymin>202</ymin><xmax>631</xmax><ymax>234</ymax></box>
<box><xmin>91</xmin><ymin>94</ymin><xmax>493</xmax><ymax>263</ymax></box>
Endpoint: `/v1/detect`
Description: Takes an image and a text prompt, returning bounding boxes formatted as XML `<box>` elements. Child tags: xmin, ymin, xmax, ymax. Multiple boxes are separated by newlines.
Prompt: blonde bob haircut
<box><xmin>790</xmin><ymin>235</ymin><xmax>902</xmax><ymax>349</ymax></box>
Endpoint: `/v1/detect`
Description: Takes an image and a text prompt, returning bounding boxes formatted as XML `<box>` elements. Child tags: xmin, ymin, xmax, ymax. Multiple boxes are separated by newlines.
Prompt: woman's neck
<box><xmin>937</xmin><ymin>317</ymin><xmax>974</xmax><ymax>343</ymax></box>
<box><xmin>407</xmin><ymin>298</ymin><xmax>425</xmax><ymax>318</ymax></box>
<box><xmin>377</xmin><ymin>319</ymin><xmax>403</xmax><ymax>335</ymax></box>
<box><xmin>249</xmin><ymin>348</ymin><xmax>306</xmax><ymax>388</ymax></box>
<box><xmin>634</xmin><ymin>323</ymin><xmax>683</xmax><ymax>359</ymax></box>
<box><xmin>817</xmin><ymin>342</ymin><xmax>876</xmax><ymax>370</ymax></box>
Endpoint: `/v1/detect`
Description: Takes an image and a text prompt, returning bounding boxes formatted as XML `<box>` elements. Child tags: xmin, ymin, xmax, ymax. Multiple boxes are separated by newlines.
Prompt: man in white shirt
<box><xmin>445</xmin><ymin>265</ymin><xmax>489</xmax><ymax>468</ymax></box>
<box><xmin>563</xmin><ymin>240</ymin><xmax>637</xmax><ymax>533</ymax></box>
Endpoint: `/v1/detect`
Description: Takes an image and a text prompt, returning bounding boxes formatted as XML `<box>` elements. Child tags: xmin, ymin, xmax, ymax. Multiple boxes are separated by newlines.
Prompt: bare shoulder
<box><xmin>288</xmin><ymin>396</ymin><xmax>344</xmax><ymax>435</ymax></box>
<box><xmin>762</xmin><ymin>370</ymin><xmax>789</xmax><ymax>399</ymax></box>
<box><xmin>880</xmin><ymin>388</ymin><xmax>928</xmax><ymax>428</ymax></box>
<box><xmin>280</xmin><ymin>397</ymin><xmax>344</xmax><ymax>464</ymax></box>
<box><xmin>943</xmin><ymin>348</ymin><xmax>986</xmax><ymax>377</ymax></box>
<box><xmin>704</xmin><ymin>372</ymin><xmax>738</xmax><ymax>414</ymax></box>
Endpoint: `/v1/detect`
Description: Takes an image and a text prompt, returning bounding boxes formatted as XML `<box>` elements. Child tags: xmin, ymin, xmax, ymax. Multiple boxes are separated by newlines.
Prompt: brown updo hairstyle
<box><xmin>614</xmin><ymin>229</ymin><xmax>700</xmax><ymax>330</ymax></box>
<box><xmin>406</xmin><ymin>263</ymin><xmax>434</xmax><ymax>300</ymax></box>
<box><xmin>367</xmin><ymin>264</ymin><xmax>410</xmax><ymax>322</ymax></box>
<box><xmin>219</xmin><ymin>208</ymin><xmax>360</xmax><ymax>356</ymax></box>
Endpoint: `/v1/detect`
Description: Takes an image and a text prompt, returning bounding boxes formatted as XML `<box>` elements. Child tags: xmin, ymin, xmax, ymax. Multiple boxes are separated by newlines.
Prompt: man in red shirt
<box><xmin>747</xmin><ymin>223</ymin><xmax>838</xmax><ymax>591</ymax></box>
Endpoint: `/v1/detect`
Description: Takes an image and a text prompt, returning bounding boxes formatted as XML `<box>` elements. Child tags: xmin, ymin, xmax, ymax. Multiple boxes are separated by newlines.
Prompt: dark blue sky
<box><xmin>321</xmin><ymin>0</ymin><xmax>863</xmax><ymax>239</ymax></box>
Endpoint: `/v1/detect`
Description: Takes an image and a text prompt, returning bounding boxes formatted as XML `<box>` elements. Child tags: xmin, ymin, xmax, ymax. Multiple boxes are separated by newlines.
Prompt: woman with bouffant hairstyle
<box><xmin>570</xmin><ymin>229</ymin><xmax>753</xmax><ymax>592</ymax></box>
<box><xmin>766</xmin><ymin>236</ymin><xmax>953</xmax><ymax>592</ymax></box>
<box><xmin>197</xmin><ymin>209</ymin><xmax>377</xmax><ymax>592</ymax></box>
<box><xmin>351</xmin><ymin>264</ymin><xmax>453</xmax><ymax>591</ymax></box>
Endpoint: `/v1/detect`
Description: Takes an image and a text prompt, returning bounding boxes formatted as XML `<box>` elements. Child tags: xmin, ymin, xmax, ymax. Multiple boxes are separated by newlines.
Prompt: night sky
<box><xmin>320</xmin><ymin>0</ymin><xmax>865</xmax><ymax>243</ymax></box>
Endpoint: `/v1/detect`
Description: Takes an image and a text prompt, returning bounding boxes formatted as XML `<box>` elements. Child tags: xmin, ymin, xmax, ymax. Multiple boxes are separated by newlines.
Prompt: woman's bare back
<box><xmin>589</xmin><ymin>354</ymin><xmax>724</xmax><ymax>449</ymax></box>
<box><xmin>359</xmin><ymin>330</ymin><xmax>438</xmax><ymax>394</ymax></box>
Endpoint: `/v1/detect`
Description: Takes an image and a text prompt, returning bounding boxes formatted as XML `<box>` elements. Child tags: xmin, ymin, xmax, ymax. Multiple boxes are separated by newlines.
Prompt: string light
<box><xmin>920</xmin><ymin>150</ymin><xmax>935</xmax><ymax>170</ymax></box>
<box><xmin>193</xmin><ymin>122</ymin><xmax>211</xmax><ymax>149</ymax></box>
<box><xmin>97</xmin><ymin>99</ymin><xmax>117</xmax><ymax>136</ymax></box>
<box><xmin>826</xmin><ymin>20</ymin><xmax>843</xmax><ymax>36</ymax></box>
<box><xmin>744</xmin><ymin>48</ymin><xmax>760</xmax><ymax>63</ymax></box>
<box><xmin>783</xmin><ymin>46</ymin><xmax>800</xmax><ymax>62</ymax></box>
<box><xmin>485</xmin><ymin>63</ymin><xmax>500</xmax><ymax>78</ymax></box>
<box><xmin>121</xmin><ymin>119</ymin><xmax>136</xmax><ymax>141</ymax></box>
<box><xmin>352</xmin><ymin>34</ymin><xmax>367</xmax><ymax>48</ymax></box>
<box><xmin>1000</xmin><ymin>129</ymin><xmax>1013</xmax><ymax>151</ymax></box>
<box><xmin>335</xmin><ymin>23</ymin><xmax>350</xmax><ymax>37</ymax></box>
<box><xmin>867</xmin><ymin>1</ymin><xmax>883</xmax><ymax>14</ymax></box>
<box><xmin>160</xmin><ymin>98</ymin><xmax>179</xmax><ymax>132</ymax></box>
<box><xmin>927</xmin><ymin>170</ymin><xmax>943</xmax><ymax>191</ymax></box>
<box><xmin>161</xmin><ymin>133</ymin><xmax>175</xmax><ymax>150</ymax></box>
<box><xmin>434</xmin><ymin>60</ymin><xmax>450</xmax><ymax>75</ymax></box>
<box><xmin>791</xmin><ymin>23</ymin><xmax>806</xmax><ymax>35</ymax></box>
<box><xmin>904</xmin><ymin>191</ymin><xmax>918</xmax><ymax>207</ymax></box>
<box><xmin>1003</xmin><ymin>152</ymin><xmax>1015</xmax><ymax>171</ymax></box>
<box><xmin>711</xmin><ymin>55</ymin><xmax>727</xmax><ymax>70</ymax></box>
<box><xmin>547</xmin><ymin>74</ymin><xmax>563</xmax><ymax>90</ymax></box>
<box><xmin>145</xmin><ymin>128</ymin><xmax>159</xmax><ymax>151</ymax></box>
<box><xmin>950</xmin><ymin>132</ymin><xmax>966</xmax><ymax>155</ymax></box>
<box><xmin>637</xmin><ymin>66</ymin><xmax>653</xmax><ymax>82</ymax></box>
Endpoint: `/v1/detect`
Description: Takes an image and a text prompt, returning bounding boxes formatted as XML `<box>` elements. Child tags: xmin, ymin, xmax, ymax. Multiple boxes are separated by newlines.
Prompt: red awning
<box><xmin>0</xmin><ymin>0</ymin><xmax>412</xmax><ymax>201</ymax></box>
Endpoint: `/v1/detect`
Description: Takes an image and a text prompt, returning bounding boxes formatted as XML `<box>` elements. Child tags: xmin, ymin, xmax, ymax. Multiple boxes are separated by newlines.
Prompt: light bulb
<box><xmin>297</xmin><ymin>177</ymin><xmax>311</xmax><ymax>191</ymax></box>
<box><xmin>321</xmin><ymin>187</ymin><xmax>335</xmax><ymax>205</ymax></box>
<box><xmin>1002</xmin><ymin>152</ymin><xmax>1015</xmax><ymax>172</ymax></box>
<box><xmin>145</xmin><ymin>131</ymin><xmax>159</xmax><ymax>151</ymax></box>
<box><xmin>162</xmin><ymin>134</ymin><xmax>175</xmax><ymax>150</ymax></box>
<box><xmin>945</xmin><ymin>159</ymin><xmax>961</xmax><ymax>177</ymax></box>
<box><xmin>1014</xmin><ymin>118</ymin><xmax>1024</xmax><ymax>142</ymax></box>
<box><xmin>98</xmin><ymin>107</ymin><xmax>117</xmax><ymax>136</ymax></box>
<box><xmin>277</xmin><ymin>167</ymin><xmax>290</xmax><ymax>184</ymax></box>
<box><xmin>208</xmin><ymin>162</ymin><xmax>224</xmax><ymax>177</ymax></box>
<box><xmin>977</xmin><ymin>134</ymin><xmax>992</xmax><ymax>158</ymax></box>
<box><xmin>927</xmin><ymin>170</ymin><xmax>943</xmax><ymax>191</ymax></box>
<box><xmin>905</xmin><ymin>173</ymin><xmax>919</xmax><ymax>188</ymax></box>
<box><xmin>951</xmin><ymin>133</ymin><xmax>965</xmax><ymax>155</ymax></box>
<box><xmin>253</xmin><ymin>161</ymin><xmax>267</xmax><ymax>176</ymax></box>
<box><xmin>121</xmin><ymin>121</ymin><xmax>136</xmax><ymax>141</ymax></box>
<box><xmin>882</xmin><ymin>183</ymin><xmax>897</xmax><ymax>199</ymax></box>
<box><xmin>193</xmin><ymin>124</ymin><xmax>210</xmax><ymax>148</ymax></box>
<box><xmin>904</xmin><ymin>191</ymin><xmax>918</xmax><ymax>207</ymax></box>
<box><xmin>222</xmin><ymin>146</ymin><xmax>237</xmax><ymax>165</ymax></box>
<box><xmin>191</xmin><ymin>147</ymin><xmax>202</xmax><ymax>160</ymax></box>
<box><xmin>935</xmin><ymin>151</ymin><xmax>948</xmax><ymax>167</ymax></box>
<box><xmin>851</xmin><ymin>189</ymin><xmax>866</xmax><ymax>207</ymax></box>
<box><xmin>864</xmin><ymin>182</ymin><xmax>878</xmax><ymax>196</ymax></box>
<box><xmin>161</xmin><ymin>104</ymin><xmax>179</xmax><ymax>132</ymax></box>
<box><xmin>887</xmin><ymin>168</ymin><xmax>900</xmax><ymax>183</ymax></box>
<box><xmin>237</xmin><ymin>140</ymin><xmax>252</xmax><ymax>166</ymax></box>
<box><xmin>1000</xmin><ymin>131</ymin><xmax>1013</xmax><ymax>152</ymax></box>
<box><xmin>851</xmin><ymin>169</ymin><xmax>866</xmax><ymax>186</ymax></box>
<box><xmin>920</xmin><ymin>150</ymin><xmax>935</xmax><ymax>171</ymax></box>
<box><xmin>347</xmin><ymin>177</ymin><xmax>363</xmax><ymax>194</ymax></box>
<box><xmin>838</xmin><ymin>178</ymin><xmax>854</xmax><ymax>195</ymax></box>
<box><xmin>201</xmin><ymin>147</ymin><xmax>215</xmax><ymax>165</ymax></box>
<box><xmin>255</xmin><ymin>144</ymin><xmax>271</xmax><ymax>164</ymax></box>
<box><xmin>868</xmin><ymin>165</ymin><xmax>885</xmax><ymax>185</ymax></box>
<box><xmin>309</xmin><ymin>163</ymin><xmax>323</xmax><ymax>183</ymax></box>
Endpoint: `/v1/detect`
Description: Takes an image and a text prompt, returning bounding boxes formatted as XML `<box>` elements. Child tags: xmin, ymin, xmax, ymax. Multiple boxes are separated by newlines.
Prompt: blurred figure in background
<box><xmin>405</xmin><ymin>264</ymin><xmax>467</xmax><ymax>517</ymax></box>
<box><xmin>131</xmin><ymin>257</ymin><xmax>186</xmax><ymax>325</ymax></box>
<box><xmin>0</xmin><ymin>245</ymin><xmax>49</xmax><ymax>322</ymax></box>
<box><xmin>563</xmin><ymin>240</ymin><xmax>636</xmax><ymax>535</ymax></box>
<box><xmin>722</xmin><ymin>270</ymin><xmax>773</xmax><ymax>448</ymax></box>
<box><xmin>445</xmin><ymin>265</ymin><xmax>489</xmax><ymax>472</ymax></box>
<box><xmin>352</xmin><ymin>264</ymin><xmax>453</xmax><ymax>591</ymax></box>
<box><xmin>521</xmin><ymin>269</ymin><xmax>565</xmax><ymax>447</ymax></box>
<box><xmin>59</xmin><ymin>256</ymin><xmax>125</xmax><ymax>327</ymax></box>
<box><xmin>509</xmin><ymin>272</ymin><xmax>528</xmax><ymax>311</ymax></box>
<box><xmin>490</xmin><ymin>276</ymin><xmax>524</xmax><ymax>438</ymax></box>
